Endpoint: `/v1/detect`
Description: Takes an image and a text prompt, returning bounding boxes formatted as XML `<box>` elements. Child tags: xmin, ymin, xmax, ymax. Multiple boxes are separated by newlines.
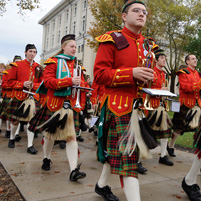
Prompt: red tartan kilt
<box><xmin>104</xmin><ymin>107</ymin><xmax>139</xmax><ymax>178</ymax></box>
<box><xmin>172</xmin><ymin>105</ymin><xmax>195</xmax><ymax>133</ymax></box>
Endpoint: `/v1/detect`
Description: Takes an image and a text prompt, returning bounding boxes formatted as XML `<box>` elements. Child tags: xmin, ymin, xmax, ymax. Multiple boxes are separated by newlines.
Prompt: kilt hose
<box><xmin>7</xmin><ymin>97</ymin><xmax>41</xmax><ymax>122</ymax></box>
<box><xmin>28</xmin><ymin>104</ymin><xmax>80</xmax><ymax>136</ymax></box>
<box><xmin>172</xmin><ymin>105</ymin><xmax>196</xmax><ymax>134</ymax></box>
<box><xmin>0</xmin><ymin>95</ymin><xmax>10</xmax><ymax>121</ymax></box>
<box><xmin>99</xmin><ymin>104</ymin><xmax>139</xmax><ymax>178</ymax></box>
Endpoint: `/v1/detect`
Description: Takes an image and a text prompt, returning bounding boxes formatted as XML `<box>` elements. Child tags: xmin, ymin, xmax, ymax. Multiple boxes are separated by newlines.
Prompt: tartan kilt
<box><xmin>28</xmin><ymin>104</ymin><xmax>80</xmax><ymax>136</ymax></box>
<box><xmin>103</xmin><ymin>106</ymin><xmax>139</xmax><ymax>178</ymax></box>
<box><xmin>7</xmin><ymin>97</ymin><xmax>41</xmax><ymax>122</ymax></box>
<box><xmin>0</xmin><ymin>95</ymin><xmax>11</xmax><ymax>121</ymax></box>
<box><xmin>172</xmin><ymin>105</ymin><xmax>195</xmax><ymax>134</ymax></box>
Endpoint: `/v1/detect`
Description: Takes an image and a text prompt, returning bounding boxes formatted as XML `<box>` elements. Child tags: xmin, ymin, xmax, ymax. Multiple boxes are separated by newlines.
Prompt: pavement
<box><xmin>0</xmin><ymin>123</ymin><xmax>200</xmax><ymax>201</ymax></box>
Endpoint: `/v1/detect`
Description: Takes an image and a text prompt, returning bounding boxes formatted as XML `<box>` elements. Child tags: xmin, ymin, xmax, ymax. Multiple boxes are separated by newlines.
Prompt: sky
<box><xmin>0</xmin><ymin>0</ymin><xmax>61</xmax><ymax>64</ymax></box>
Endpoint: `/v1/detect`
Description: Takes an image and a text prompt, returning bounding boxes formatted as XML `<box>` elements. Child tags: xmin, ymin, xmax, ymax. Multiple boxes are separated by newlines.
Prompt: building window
<box><xmin>52</xmin><ymin>35</ymin><xmax>54</xmax><ymax>47</ymax></box>
<box><xmin>78</xmin><ymin>46</ymin><xmax>80</xmax><ymax>53</ymax></box>
<box><xmin>46</xmin><ymin>38</ymin><xmax>49</xmax><ymax>49</ymax></box>
<box><xmin>58</xmin><ymin>31</ymin><xmax>60</xmax><ymax>44</ymax></box>
<box><xmin>73</xmin><ymin>21</ymin><xmax>76</xmax><ymax>34</ymax></box>
<box><xmin>59</xmin><ymin>15</ymin><xmax>62</xmax><ymax>27</ymax></box>
<box><xmin>52</xmin><ymin>19</ymin><xmax>55</xmax><ymax>32</ymax></box>
<box><xmin>65</xmin><ymin>26</ymin><xmax>68</xmax><ymax>35</ymax></box>
<box><xmin>81</xmin><ymin>44</ymin><xmax>84</xmax><ymax>52</ymax></box>
<box><xmin>82</xmin><ymin>16</ymin><xmax>86</xmax><ymax>32</ymax></box>
<box><xmin>74</xmin><ymin>4</ymin><xmax>77</xmax><ymax>15</ymax></box>
<box><xmin>47</xmin><ymin>24</ymin><xmax>50</xmax><ymax>34</ymax></box>
<box><xmin>66</xmin><ymin>10</ymin><xmax>69</xmax><ymax>20</ymax></box>
<box><xmin>83</xmin><ymin>0</ymin><xmax>87</xmax><ymax>9</ymax></box>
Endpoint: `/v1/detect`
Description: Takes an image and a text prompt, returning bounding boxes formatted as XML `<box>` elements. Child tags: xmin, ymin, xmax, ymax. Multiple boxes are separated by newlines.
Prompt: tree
<box><xmin>87</xmin><ymin>0</ymin><xmax>201</xmax><ymax>92</ymax></box>
<box><xmin>185</xmin><ymin>17</ymin><xmax>201</xmax><ymax>70</ymax></box>
<box><xmin>0</xmin><ymin>0</ymin><xmax>40</xmax><ymax>16</ymax></box>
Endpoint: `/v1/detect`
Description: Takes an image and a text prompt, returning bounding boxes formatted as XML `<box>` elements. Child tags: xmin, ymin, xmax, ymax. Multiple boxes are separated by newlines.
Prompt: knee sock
<box><xmin>185</xmin><ymin>153</ymin><xmax>201</xmax><ymax>185</ymax></box>
<box><xmin>43</xmin><ymin>137</ymin><xmax>54</xmax><ymax>159</ymax></box>
<box><xmin>160</xmin><ymin>138</ymin><xmax>168</xmax><ymax>157</ymax></box>
<box><xmin>169</xmin><ymin>131</ymin><xmax>180</xmax><ymax>148</ymax></box>
<box><xmin>123</xmin><ymin>176</ymin><xmax>141</xmax><ymax>201</ymax></box>
<box><xmin>10</xmin><ymin>124</ymin><xmax>18</xmax><ymax>140</ymax></box>
<box><xmin>15</xmin><ymin>123</ymin><xmax>20</xmax><ymax>136</ymax></box>
<box><xmin>6</xmin><ymin>120</ymin><xmax>10</xmax><ymax>131</ymax></box>
<box><xmin>66</xmin><ymin>141</ymin><xmax>78</xmax><ymax>171</ymax></box>
<box><xmin>97</xmin><ymin>162</ymin><xmax>111</xmax><ymax>188</ymax></box>
<box><xmin>27</xmin><ymin>124</ymin><xmax>34</xmax><ymax>148</ymax></box>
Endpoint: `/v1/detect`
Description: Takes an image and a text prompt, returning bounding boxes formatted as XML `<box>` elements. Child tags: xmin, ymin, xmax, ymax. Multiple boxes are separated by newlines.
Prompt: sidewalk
<box><xmin>0</xmin><ymin>124</ymin><xmax>199</xmax><ymax>201</ymax></box>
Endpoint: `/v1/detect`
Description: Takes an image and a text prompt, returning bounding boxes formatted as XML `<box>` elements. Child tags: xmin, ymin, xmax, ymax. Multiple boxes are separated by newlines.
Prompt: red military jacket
<box><xmin>94</xmin><ymin>26</ymin><xmax>155</xmax><ymax>116</ymax></box>
<box><xmin>149</xmin><ymin>66</ymin><xmax>166</xmax><ymax>109</ymax></box>
<box><xmin>177</xmin><ymin>67</ymin><xmax>201</xmax><ymax>108</ymax></box>
<box><xmin>1</xmin><ymin>70</ymin><xmax>12</xmax><ymax>99</ymax></box>
<box><xmin>8</xmin><ymin>59</ymin><xmax>42</xmax><ymax>101</ymax></box>
<box><xmin>90</xmin><ymin>81</ymin><xmax>105</xmax><ymax>105</ymax></box>
<box><xmin>42</xmin><ymin>57</ymin><xmax>86</xmax><ymax>113</ymax></box>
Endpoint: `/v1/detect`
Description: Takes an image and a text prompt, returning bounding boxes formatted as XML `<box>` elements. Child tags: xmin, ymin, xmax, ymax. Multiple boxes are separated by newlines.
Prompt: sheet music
<box><xmin>142</xmin><ymin>88</ymin><xmax>177</xmax><ymax>97</ymax></box>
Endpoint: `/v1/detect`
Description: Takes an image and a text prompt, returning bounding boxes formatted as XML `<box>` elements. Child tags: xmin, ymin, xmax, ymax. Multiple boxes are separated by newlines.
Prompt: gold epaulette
<box><xmin>176</xmin><ymin>68</ymin><xmax>190</xmax><ymax>75</ymax></box>
<box><xmin>44</xmin><ymin>58</ymin><xmax>56</xmax><ymax>65</ymax></box>
<box><xmin>95</xmin><ymin>34</ymin><xmax>115</xmax><ymax>43</ymax></box>
<box><xmin>2</xmin><ymin>70</ymin><xmax>8</xmax><ymax>74</ymax></box>
<box><xmin>82</xmin><ymin>66</ymin><xmax>86</xmax><ymax>71</ymax></box>
<box><xmin>10</xmin><ymin>62</ymin><xmax>18</xmax><ymax>67</ymax></box>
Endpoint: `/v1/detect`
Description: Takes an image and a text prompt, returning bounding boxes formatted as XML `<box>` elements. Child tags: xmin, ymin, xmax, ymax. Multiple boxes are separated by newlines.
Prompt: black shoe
<box><xmin>20</xmin><ymin>123</ymin><xmax>24</xmax><ymax>132</ymax></box>
<box><xmin>159</xmin><ymin>156</ymin><xmax>174</xmax><ymax>166</ymax></box>
<box><xmin>5</xmin><ymin>130</ymin><xmax>10</xmax><ymax>138</ymax></box>
<box><xmin>8</xmin><ymin>139</ymin><xmax>15</xmax><ymax>148</ymax></box>
<box><xmin>137</xmin><ymin>162</ymin><xmax>148</xmax><ymax>174</ymax></box>
<box><xmin>27</xmin><ymin>146</ymin><xmax>38</xmax><ymax>154</ymax></box>
<box><xmin>80</xmin><ymin>122</ymin><xmax>88</xmax><ymax>132</ymax></box>
<box><xmin>41</xmin><ymin>158</ymin><xmax>52</xmax><ymax>171</ymax></box>
<box><xmin>95</xmin><ymin>183</ymin><xmax>119</xmax><ymax>201</ymax></box>
<box><xmin>94</xmin><ymin>130</ymin><xmax>98</xmax><ymax>136</ymax></box>
<box><xmin>15</xmin><ymin>134</ymin><xmax>21</xmax><ymax>142</ymax></box>
<box><xmin>34</xmin><ymin>133</ymin><xmax>38</xmax><ymax>138</ymax></box>
<box><xmin>89</xmin><ymin>127</ymin><xmax>94</xmax><ymax>133</ymax></box>
<box><xmin>77</xmin><ymin>136</ymin><xmax>84</xmax><ymax>142</ymax></box>
<box><xmin>59</xmin><ymin>141</ymin><xmax>66</xmax><ymax>149</ymax></box>
<box><xmin>182</xmin><ymin>177</ymin><xmax>201</xmax><ymax>201</ymax></box>
<box><xmin>69</xmin><ymin>164</ymin><xmax>86</xmax><ymax>181</ymax></box>
<box><xmin>167</xmin><ymin>146</ymin><xmax>176</xmax><ymax>157</ymax></box>
<box><xmin>54</xmin><ymin>140</ymin><xmax>60</xmax><ymax>145</ymax></box>
<box><xmin>0</xmin><ymin>129</ymin><xmax>1</xmax><ymax>133</ymax></box>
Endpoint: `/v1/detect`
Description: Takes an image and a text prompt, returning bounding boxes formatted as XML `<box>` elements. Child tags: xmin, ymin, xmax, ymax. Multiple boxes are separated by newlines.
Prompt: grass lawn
<box><xmin>168</xmin><ymin>111</ymin><xmax>194</xmax><ymax>149</ymax></box>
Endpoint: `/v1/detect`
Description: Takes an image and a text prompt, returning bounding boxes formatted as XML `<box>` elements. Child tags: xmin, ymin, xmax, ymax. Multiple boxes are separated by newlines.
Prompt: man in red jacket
<box><xmin>7</xmin><ymin>44</ymin><xmax>43</xmax><ymax>154</ymax></box>
<box><xmin>168</xmin><ymin>54</ymin><xmax>201</xmax><ymax>157</ymax></box>
<box><xmin>93</xmin><ymin>0</ymin><xmax>154</xmax><ymax>200</ymax></box>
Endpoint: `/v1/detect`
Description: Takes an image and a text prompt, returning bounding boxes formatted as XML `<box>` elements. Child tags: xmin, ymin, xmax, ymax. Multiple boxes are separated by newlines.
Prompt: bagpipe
<box><xmin>13</xmin><ymin>72</ymin><xmax>36</xmax><ymax>122</ymax></box>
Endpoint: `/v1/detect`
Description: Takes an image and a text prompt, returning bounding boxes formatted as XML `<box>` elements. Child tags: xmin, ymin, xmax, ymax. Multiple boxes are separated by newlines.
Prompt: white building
<box><xmin>38</xmin><ymin>0</ymin><xmax>96</xmax><ymax>78</ymax></box>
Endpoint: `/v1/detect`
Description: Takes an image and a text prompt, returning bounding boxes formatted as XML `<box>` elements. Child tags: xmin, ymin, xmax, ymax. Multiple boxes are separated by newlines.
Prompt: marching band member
<box><xmin>147</xmin><ymin>49</ymin><xmax>173</xmax><ymax>166</ymax></box>
<box><xmin>28</xmin><ymin>34</ymin><xmax>86</xmax><ymax>181</ymax></box>
<box><xmin>7</xmin><ymin>44</ymin><xmax>43</xmax><ymax>154</ymax></box>
<box><xmin>168</xmin><ymin>54</ymin><xmax>201</xmax><ymax>157</ymax></box>
<box><xmin>93</xmin><ymin>1</ymin><xmax>154</xmax><ymax>200</ymax></box>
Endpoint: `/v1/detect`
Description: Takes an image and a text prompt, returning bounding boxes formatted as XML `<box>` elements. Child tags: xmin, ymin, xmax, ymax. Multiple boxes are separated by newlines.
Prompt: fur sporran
<box><xmin>36</xmin><ymin>102</ymin><xmax>76</xmax><ymax>141</ymax></box>
<box><xmin>184</xmin><ymin>106</ymin><xmax>201</xmax><ymax>129</ymax></box>
<box><xmin>118</xmin><ymin>99</ymin><xmax>152</xmax><ymax>159</ymax></box>
<box><xmin>147</xmin><ymin>106</ymin><xmax>173</xmax><ymax>131</ymax></box>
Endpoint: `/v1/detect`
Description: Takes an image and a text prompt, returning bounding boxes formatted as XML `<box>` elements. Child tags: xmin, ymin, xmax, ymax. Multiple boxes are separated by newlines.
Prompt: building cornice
<box><xmin>38</xmin><ymin>0</ymin><xmax>73</xmax><ymax>25</ymax></box>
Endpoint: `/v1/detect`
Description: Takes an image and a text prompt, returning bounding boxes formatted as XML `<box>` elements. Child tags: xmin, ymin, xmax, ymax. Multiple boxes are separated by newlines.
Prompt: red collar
<box><xmin>122</xmin><ymin>26</ymin><xmax>141</xmax><ymax>40</ymax></box>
